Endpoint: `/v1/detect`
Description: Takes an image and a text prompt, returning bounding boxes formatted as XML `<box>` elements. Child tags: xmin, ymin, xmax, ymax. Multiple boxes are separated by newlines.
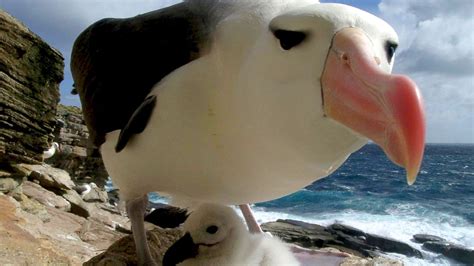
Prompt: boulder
<box><xmin>82</xmin><ymin>185</ymin><xmax>108</xmax><ymax>203</ymax></box>
<box><xmin>0</xmin><ymin>10</ymin><xmax>63</xmax><ymax>165</ymax></box>
<box><xmin>0</xmin><ymin>177</ymin><xmax>20</xmax><ymax>193</ymax></box>
<box><xmin>423</xmin><ymin>241</ymin><xmax>474</xmax><ymax>264</ymax></box>
<box><xmin>78</xmin><ymin>219</ymin><xmax>126</xmax><ymax>251</ymax></box>
<box><xmin>262</xmin><ymin>220</ymin><xmax>422</xmax><ymax>259</ymax></box>
<box><xmin>62</xmin><ymin>189</ymin><xmax>91</xmax><ymax>218</ymax></box>
<box><xmin>327</xmin><ymin>223</ymin><xmax>423</xmax><ymax>258</ymax></box>
<box><xmin>0</xmin><ymin>195</ymin><xmax>72</xmax><ymax>265</ymax></box>
<box><xmin>0</xmin><ymin>165</ymin><xmax>26</xmax><ymax>193</ymax></box>
<box><xmin>262</xmin><ymin>219</ymin><xmax>338</xmax><ymax>249</ymax></box>
<box><xmin>412</xmin><ymin>234</ymin><xmax>446</xmax><ymax>243</ymax></box>
<box><xmin>341</xmin><ymin>256</ymin><xmax>403</xmax><ymax>266</ymax></box>
<box><xmin>22</xmin><ymin>180</ymin><xmax>71</xmax><ymax>211</ymax></box>
<box><xmin>16</xmin><ymin>192</ymin><xmax>51</xmax><ymax>222</ymax></box>
<box><xmin>17</xmin><ymin>164</ymin><xmax>75</xmax><ymax>193</ymax></box>
<box><xmin>442</xmin><ymin>244</ymin><xmax>474</xmax><ymax>265</ymax></box>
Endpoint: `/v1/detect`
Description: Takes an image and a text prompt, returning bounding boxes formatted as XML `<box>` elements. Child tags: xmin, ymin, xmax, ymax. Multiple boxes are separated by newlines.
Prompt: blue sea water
<box><xmin>143</xmin><ymin>144</ymin><xmax>474</xmax><ymax>265</ymax></box>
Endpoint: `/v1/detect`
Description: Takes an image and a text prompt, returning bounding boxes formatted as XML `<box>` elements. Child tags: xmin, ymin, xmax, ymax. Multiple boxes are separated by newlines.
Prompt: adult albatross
<box><xmin>71</xmin><ymin>0</ymin><xmax>425</xmax><ymax>264</ymax></box>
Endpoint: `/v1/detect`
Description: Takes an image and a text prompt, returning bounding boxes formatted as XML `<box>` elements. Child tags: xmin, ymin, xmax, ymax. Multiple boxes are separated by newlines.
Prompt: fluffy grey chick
<box><xmin>163</xmin><ymin>203</ymin><xmax>298</xmax><ymax>266</ymax></box>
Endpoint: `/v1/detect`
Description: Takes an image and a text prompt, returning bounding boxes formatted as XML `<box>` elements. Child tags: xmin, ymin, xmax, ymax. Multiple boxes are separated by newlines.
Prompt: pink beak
<box><xmin>322</xmin><ymin>28</ymin><xmax>425</xmax><ymax>185</ymax></box>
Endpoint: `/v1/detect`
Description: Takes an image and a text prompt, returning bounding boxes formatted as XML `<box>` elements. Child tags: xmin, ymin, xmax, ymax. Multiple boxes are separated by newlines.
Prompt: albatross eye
<box><xmin>206</xmin><ymin>225</ymin><xmax>219</xmax><ymax>234</ymax></box>
<box><xmin>272</xmin><ymin>29</ymin><xmax>307</xmax><ymax>50</ymax></box>
<box><xmin>385</xmin><ymin>41</ymin><xmax>398</xmax><ymax>63</ymax></box>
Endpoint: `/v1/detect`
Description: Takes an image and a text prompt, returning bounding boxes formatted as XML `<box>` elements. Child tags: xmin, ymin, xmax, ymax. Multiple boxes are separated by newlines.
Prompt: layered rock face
<box><xmin>46</xmin><ymin>105</ymin><xmax>108</xmax><ymax>186</ymax></box>
<box><xmin>0</xmin><ymin>10</ymin><xmax>63</xmax><ymax>164</ymax></box>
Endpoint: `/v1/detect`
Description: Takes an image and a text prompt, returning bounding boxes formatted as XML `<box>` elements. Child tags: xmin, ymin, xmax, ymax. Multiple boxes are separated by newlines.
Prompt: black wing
<box><xmin>71</xmin><ymin>2</ymin><xmax>211</xmax><ymax>147</ymax></box>
<box><xmin>115</xmin><ymin>95</ymin><xmax>156</xmax><ymax>152</ymax></box>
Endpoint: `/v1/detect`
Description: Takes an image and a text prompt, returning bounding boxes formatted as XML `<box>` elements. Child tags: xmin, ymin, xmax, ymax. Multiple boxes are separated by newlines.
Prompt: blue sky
<box><xmin>1</xmin><ymin>0</ymin><xmax>473</xmax><ymax>143</ymax></box>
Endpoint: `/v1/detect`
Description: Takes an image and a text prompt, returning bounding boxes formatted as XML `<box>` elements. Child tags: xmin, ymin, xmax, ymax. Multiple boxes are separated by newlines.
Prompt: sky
<box><xmin>1</xmin><ymin>0</ymin><xmax>473</xmax><ymax>143</ymax></box>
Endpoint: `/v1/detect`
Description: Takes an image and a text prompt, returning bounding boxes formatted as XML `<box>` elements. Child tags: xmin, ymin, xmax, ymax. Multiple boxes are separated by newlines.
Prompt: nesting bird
<box><xmin>163</xmin><ymin>203</ymin><xmax>299</xmax><ymax>266</ymax></box>
<box><xmin>71</xmin><ymin>0</ymin><xmax>425</xmax><ymax>264</ymax></box>
<box><xmin>42</xmin><ymin>142</ymin><xmax>60</xmax><ymax>160</ymax></box>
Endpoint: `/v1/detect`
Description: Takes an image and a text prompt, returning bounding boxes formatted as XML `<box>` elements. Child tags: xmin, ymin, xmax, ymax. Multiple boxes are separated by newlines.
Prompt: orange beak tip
<box><xmin>407</xmin><ymin>174</ymin><xmax>417</xmax><ymax>186</ymax></box>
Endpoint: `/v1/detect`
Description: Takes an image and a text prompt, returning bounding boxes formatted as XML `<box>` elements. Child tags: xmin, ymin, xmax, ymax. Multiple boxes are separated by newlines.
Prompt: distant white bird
<box><xmin>42</xmin><ymin>142</ymin><xmax>60</xmax><ymax>159</ymax></box>
<box><xmin>162</xmin><ymin>203</ymin><xmax>299</xmax><ymax>266</ymax></box>
<box><xmin>73</xmin><ymin>182</ymin><xmax>98</xmax><ymax>197</ymax></box>
<box><xmin>72</xmin><ymin>0</ymin><xmax>425</xmax><ymax>264</ymax></box>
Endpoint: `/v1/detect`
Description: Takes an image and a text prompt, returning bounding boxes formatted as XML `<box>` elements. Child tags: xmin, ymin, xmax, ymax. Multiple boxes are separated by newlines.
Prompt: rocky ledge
<box><xmin>0</xmin><ymin>162</ymin><xmax>128</xmax><ymax>265</ymax></box>
<box><xmin>261</xmin><ymin>219</ymin><xmax>423</xmax><ymax>259</ymax></box>
<box><xmin>413</xmin><ymin>234</ymin><xmax>474</xmax><ymax>264</ymax></box>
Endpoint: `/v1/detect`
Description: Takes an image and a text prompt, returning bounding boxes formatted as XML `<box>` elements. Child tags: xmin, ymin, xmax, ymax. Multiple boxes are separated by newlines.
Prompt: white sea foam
<box><xmin>249</xmin><ymin>205</ymin><xmax>474</xmax><ymax>265</ymax></box>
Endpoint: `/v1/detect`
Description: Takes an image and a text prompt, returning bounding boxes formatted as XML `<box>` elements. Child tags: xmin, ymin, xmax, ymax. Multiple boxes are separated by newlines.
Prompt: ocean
<box><xmin>139</xmin><ymin>144</ymin><xmax>474</xmax><ymax>265</ymax></box>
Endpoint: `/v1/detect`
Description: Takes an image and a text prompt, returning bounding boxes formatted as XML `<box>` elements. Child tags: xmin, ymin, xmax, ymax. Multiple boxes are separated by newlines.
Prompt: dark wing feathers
<box><xmin>71</xmin><ymin>2</ymin><xmax>211</xmax><ymax>148</ymax></box>
<box><xmin>115</xmin><ymin>95</ymin><xmax>157</xmax><ymax>153</ymax></box>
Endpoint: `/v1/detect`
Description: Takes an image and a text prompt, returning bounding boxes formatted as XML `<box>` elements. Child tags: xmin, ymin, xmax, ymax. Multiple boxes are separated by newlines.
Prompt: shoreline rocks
<box><xmin>261</xmin><ymin>219</ymin><xmax>423</xmax><ymax>259</ymax></box>
<box><xmin>412</xmin><ymin>234</ymin><xmax>474</xmax><ymax>264</ymax></box>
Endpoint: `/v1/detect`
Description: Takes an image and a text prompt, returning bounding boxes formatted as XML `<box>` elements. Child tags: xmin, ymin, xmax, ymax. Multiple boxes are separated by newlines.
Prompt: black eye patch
<box><xmin>385</xmin><ymin>41</ymin><xmax>398</xmax><ymax>63</ymax></box>
<box><xmin>272</xmin><ymin>29</ymin><xmax>307</xmax><ymax>50</ymax></box>
<box><xmin>206</xmin><ymin>225</ymin><xmax>219</xmax><ymax>234</ymax></box>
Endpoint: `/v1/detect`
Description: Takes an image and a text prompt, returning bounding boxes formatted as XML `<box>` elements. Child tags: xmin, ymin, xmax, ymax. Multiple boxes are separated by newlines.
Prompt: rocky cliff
<box><xmin>46</xmin><ymin>104</ymin><xmax>108</xmax><ymax>187</ymax></box>
<box><xmin>0</xmin><ymin>10</ymin><xmax>63</xmax><ymax>164</ymax></box>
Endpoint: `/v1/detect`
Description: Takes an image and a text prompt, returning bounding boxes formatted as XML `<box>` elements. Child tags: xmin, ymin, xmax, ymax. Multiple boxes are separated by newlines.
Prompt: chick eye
<box><xmin>385</xmin><ymin>41</ymin><xmax>398</xmax><ymax>63</ymax></box>
<box><xmin>206</xmin><ymin>225</ymin><xmax>219</xmax><ymax>234</ymax></box>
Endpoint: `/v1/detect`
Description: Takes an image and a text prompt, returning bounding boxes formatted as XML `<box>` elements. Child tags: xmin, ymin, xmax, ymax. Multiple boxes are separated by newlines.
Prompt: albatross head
<box><xmin>224</xmin><ymin>3</ymin><xmax>425</xmax><ymax>184</ymax></box>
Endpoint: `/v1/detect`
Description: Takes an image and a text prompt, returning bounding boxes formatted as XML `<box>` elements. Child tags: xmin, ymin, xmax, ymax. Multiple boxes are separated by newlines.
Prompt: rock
<box><xmin>62</xmin><ymin>189</ymin><xmax>91</xmax><ymax>218</ymax></box>
<box><xmin>0</xmin><ymin>10</ymin><xmax>63</xmax><ymax>165</ymax></box>
<box><xmin>84</xmin><ymin>227</ymin><xmax>183</xmax><ymax>265</ymax></box>
<box><xmin>365</xmin><ymin>233</ymin><xmax>422</xmax><ymax>258</ymax></box>
<box><xmin>412</xmin><ymin>234</ymin><xmax>446</xmax><ymax>243</ymax></box>
<box><xmin>47</xmin><ymin>104</ymin><xmax>109</xmax><ymax>187</ymax></box>
<box><xmin>0</xmin><ymin>195</ymin><xmax>71</xmax><ymax>265</ymax></box>
<box><xmin>262</xmin><ymin>219</ymin><xmax>338</xmax><ymax>249</ymax></box>
<box><xmin>17</xmin><ymin>164</ymin><xmax>75</xmax><ymax>193</ymax></box>
<box><xmin>262</xmin><ymin>220</ymin><xmax>422</xmax><ymax>259</ymax></box>
<box><xmin>0</xmin><ymin>177</ymin><xmax>20</xmax><ymax>193</ymax></box>
<box><xmin>423</xmin><ymin>241</ymin><xmax>474</xmax><ymax>264</ymax></box>
<box><xmin>145</xmin><ymin>203</ymin><xmax>188</xmax><ymax>228</ymax></box>
<box><xmin>82</xmin><ymin>184</ymin><xmax>108</xmax><ymax>203</ymax></box>
<box><xmin>16</xmin><ymin>193</ymin><xmax>51</xmax><ymax>222</ymax></box>
<box><xmin>328</xmin><ymin>224</ymin><xmax>423</xmax><ymax>258</ymax></box>
<box><xmin>78</xmin><ymin>219</ymin><xmax>126</xmax><ymax>251</ymax></box>
<box><xmin>22</xmin><ymin>180</ymin><xmax>71</xmax><ymax>211</ymax></box>
<box><xmin>0</xmin><ymin>165</ymin><xmax>26</xmax><ymax>193</ymax></box>
<box><xmin>341</xmin><ymin>256</ymin><xmax>403</xmax><ymax>266</ymax></box>
<box><xmin>442</xmin><ymin>245</ymin><xmax>474</xmax><ymax>265</ymax></box>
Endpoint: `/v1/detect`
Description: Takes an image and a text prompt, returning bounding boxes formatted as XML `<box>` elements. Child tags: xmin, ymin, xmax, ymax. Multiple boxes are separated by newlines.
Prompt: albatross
<box><xmin>163</xmin><ymin>203</ymin><xmax>299</xmax><ymax>266</ymax></box>
<box><xmin>71</xmin><ymin>0</ymin><xmax>425</xmax><ymax>264</ymax></box>
<box><xmin>42</xmin><ymin>142</ymin><xmax>60</xmax><ymax>159</ymax></box>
